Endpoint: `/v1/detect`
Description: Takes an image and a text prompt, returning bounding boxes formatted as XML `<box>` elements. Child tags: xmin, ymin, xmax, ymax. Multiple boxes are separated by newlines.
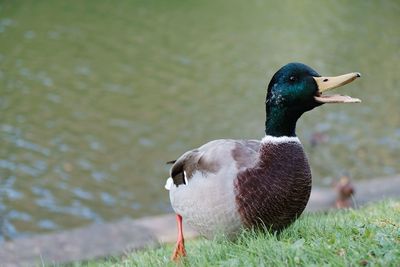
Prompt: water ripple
<box><xmin>8</xmin><ymin>210</ymin><xmax>32</xmax><ymax>222</ymax></box>
<box><xmin>0</xmin><ymin>18</ymin><xmax>14</xmax><ymax>33</ymax></box>
<box><xmin>38</xmin><ymin>219</ymin><xmax>58</xmax><ymax>230</ymax></box>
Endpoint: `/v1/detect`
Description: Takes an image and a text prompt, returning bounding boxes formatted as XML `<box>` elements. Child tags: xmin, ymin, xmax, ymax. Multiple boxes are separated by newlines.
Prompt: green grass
<box><xmin>71</xmin><ymin>200</ymin><xmax>400</xmax><ymax>267</ymax></box>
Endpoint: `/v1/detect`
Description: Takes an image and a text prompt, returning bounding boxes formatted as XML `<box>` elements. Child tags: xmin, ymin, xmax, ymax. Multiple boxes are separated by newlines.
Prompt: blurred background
<box><xmin>0</xmin><ymin>0</ymin><xmax>399</xmax><ymax>241</ymax></box>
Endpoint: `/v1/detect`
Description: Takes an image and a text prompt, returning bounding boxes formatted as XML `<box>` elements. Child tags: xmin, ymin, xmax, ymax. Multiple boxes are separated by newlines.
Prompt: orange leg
<box><xmin>171</xmin><ymin>214</ymin><xmax>187</xmax><ymax>261</ymax></box>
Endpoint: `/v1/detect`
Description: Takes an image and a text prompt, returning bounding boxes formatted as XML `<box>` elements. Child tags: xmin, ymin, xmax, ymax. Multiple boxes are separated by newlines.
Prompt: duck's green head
<box><xmin>265</xmin><ymin>62</ymin><xmax>361</xmax><ymax>137</ymax></box>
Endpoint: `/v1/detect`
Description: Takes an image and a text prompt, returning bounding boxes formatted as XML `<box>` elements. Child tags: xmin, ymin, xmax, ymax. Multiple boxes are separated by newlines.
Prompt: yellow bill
<box><xmin>313</xmin><ymin>72</ymin><xmax>361</xmax><ymax>103</ymax></box>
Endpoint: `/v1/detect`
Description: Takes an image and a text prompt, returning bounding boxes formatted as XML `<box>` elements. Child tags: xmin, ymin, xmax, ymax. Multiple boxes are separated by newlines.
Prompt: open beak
<box><xmin>313</xmin><ymin>72</ymin><xmax>361</xmax><ymax>103</ymax></box>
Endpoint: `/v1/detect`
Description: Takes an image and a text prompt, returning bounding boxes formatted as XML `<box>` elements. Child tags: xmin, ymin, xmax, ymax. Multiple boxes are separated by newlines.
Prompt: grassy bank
<box><xmin>73</xmin><ymin>200</ymin><xmax>400</xmax><ymax>267</ymax></box>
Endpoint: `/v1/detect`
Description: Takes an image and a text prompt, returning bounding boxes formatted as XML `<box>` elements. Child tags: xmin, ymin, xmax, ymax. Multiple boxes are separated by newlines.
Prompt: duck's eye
<box><xmin>289</xmin><ymin>76</ymin><xmax>296</xmax><ymax>82</ymax></box>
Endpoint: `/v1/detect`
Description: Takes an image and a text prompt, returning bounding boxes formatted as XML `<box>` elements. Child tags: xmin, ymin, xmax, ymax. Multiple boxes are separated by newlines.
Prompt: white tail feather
<box><xmin>165</xmin><ymin>177</ymin><xmax>173</xmax><ymax>190</ymax></box>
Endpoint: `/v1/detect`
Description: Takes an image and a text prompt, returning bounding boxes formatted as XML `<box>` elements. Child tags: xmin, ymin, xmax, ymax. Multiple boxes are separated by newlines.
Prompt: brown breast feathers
<box><xmin>234</xmin><ymin>141</ymin><xmax>312</xmax><ymax>231</ymax></box>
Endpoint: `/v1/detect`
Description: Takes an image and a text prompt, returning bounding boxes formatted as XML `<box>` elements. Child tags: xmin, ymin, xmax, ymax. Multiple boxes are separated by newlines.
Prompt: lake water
<box><xmin>0</xmin><ymin>1</ymin><xmax>399</xmax><ymax>240</ymax></box>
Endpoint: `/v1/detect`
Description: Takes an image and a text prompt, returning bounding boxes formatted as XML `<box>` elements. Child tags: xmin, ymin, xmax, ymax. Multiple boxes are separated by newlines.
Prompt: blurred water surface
<box><xmin>0</xmin><ymin>1</ymin><xmax>399</xmax><ymax>240</ymax></box>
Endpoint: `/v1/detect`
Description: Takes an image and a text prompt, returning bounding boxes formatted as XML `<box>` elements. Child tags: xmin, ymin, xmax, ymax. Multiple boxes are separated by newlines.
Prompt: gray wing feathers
<box><xmin>169</xmin><ymin>139</ymin><xmax>261</xmax><ymax>186</ymax></box>
<box><xmin>231</xmin><ymin>140</ymin><xmax>261</xmax><ymax>170</ymax></box>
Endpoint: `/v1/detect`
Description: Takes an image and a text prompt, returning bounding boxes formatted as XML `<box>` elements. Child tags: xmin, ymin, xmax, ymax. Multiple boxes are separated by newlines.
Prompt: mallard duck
<box><xmin>165</xmin><ymin>62</ymin><xmax>361</xmax><ymax>260</ymax></box>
